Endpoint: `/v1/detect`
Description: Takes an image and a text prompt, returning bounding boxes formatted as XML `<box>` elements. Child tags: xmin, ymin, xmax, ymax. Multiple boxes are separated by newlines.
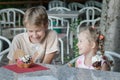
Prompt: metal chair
<box><xmin>67</xmin><ymin>2</ymin><xmax>85</xmax><ymax>23</ymax></box>
<box><xmin>48</xmin><ymin>0</ymin><xmax>65</xmax><ymax>10</ymax></box>
<box><xmin>48</xmin><ymin>6</ymin><xmax>72</xmax><ymax>24</ymax></box>
<box><xmin>0</xmin><ymin>8</ymin><xmax>25</xmax><ymax>37</ymax></box>
<box><xmin>78</xmin><ymin>7</ymin><xmax>101</xmax><ymax>21</ymax></box>
<box><xmin>66</xmin><ymin>51</ymin><xmax>120</xmax><ymax>71</ymax></box>
<box><xmin>0</xmin><ymin>8</ymin><xmax>25</xmax><ymax>28</ymax></box>
<box><xmin>48</xmin><ymin>16</ymin><xmax>70</xmax><ymax>64</ymax></box>
<box><xmin>0</xmin><ymin>36</ymin><xmax>11</xmax><ymax>61</ymax></box>
<box><xmin>68</xmin><ymin>2</ymin><xmax>85</xmax><ymax>11</ymax></box>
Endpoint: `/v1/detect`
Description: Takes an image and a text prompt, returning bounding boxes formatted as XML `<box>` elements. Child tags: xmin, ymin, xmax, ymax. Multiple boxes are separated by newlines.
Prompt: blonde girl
<box><xmin>76</xmin><ymin>26</ymin><xmax>110</xmax><ymax>71</ymax></box>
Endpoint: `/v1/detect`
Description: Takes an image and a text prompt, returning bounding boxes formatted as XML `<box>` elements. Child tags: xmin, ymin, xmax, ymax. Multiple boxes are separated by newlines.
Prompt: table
<box><xmin>0</xmin><ymin>64</ymin><xmax>120</xmax><ymax>80</ymax></box>
<box><xmin>47</xmin><ymin>11</ymin><xmax>79</xmax><ymax>18</ymax></box>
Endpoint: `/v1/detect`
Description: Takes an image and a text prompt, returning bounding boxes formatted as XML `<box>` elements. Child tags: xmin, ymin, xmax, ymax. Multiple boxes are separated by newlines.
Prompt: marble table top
<box><xmin>0</xmin><ymin>64</ymin><xmax>120</xmax><ymax>80</ymax></box>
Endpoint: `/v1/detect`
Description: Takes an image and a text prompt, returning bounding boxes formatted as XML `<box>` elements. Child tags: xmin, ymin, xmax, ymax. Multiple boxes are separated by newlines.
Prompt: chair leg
<box><xmin>70</xmin><ymin>31</ymin><xmax>73</xmax><ymax>49</ymax></box>
<box><xmin>59</xmin><ymin>38</ymin><xmax>64</xmax><ymax>64</ymax></box>
<box><xmin>67</xmin><ymin>37</ymin><xmax>69</xmax><ymax>55</ymax></box>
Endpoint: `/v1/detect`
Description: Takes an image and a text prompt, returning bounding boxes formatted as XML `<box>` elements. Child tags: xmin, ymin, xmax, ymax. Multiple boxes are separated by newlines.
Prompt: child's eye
<box><xmin>28</xmin><ymin>30</ymin><xmax>33</xmax><ymax>33</ymax></box>
<box><xmin>37</xmin><ymin>30</ymin><xmax>42</xmax><ymax>32</ymax></box>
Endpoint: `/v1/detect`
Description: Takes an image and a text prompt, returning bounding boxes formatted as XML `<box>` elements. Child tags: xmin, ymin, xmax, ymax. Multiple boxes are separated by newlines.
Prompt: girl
<box><xmin>75</xmin><ymin>26</ymin><xmax>111</xmax><ymax>71</ymax></box>
<box><xmin>7</xmin><ymin>6</ymin><xmax>59</xmax><ymax>64</ymax></box>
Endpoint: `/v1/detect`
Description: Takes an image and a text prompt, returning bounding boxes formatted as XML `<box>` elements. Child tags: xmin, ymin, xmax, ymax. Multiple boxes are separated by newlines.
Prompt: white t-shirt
<box><xmin>7</xmin><ymin>30</ymin><xmax>59</xmax><ymax>63</ymax></box>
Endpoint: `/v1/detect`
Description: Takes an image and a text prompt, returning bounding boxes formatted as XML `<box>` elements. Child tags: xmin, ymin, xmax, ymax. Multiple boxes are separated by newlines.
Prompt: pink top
<box><xmin>76</xmin><ymin>55</ymin><xmax>94</xmax><ymax>69</ymax></box>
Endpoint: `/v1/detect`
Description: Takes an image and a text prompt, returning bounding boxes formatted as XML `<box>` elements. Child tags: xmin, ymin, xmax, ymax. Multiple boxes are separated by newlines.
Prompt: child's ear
<box><xmin>91</xmin><ymin>41</ymin><xmax>96</xmax><ymax>49</ymax></box>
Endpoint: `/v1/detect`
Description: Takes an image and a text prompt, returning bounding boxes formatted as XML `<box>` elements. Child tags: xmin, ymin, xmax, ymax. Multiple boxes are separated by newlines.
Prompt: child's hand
<box><xmin>92</xmin><ymin>61</ymin><xmax>101</xmax><ymax>70</ymax></box>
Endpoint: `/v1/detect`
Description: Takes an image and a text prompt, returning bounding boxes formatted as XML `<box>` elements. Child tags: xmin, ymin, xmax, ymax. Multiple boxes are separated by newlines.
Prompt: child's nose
<box><xmin>33</xmin><ymin>32</ymin><xmax>38</xmax><ymax>38</ymax></box>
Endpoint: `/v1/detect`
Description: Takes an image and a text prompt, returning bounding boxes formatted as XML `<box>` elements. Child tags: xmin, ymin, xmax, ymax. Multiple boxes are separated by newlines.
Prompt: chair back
<box><xmin>0</xmin><ymin>36</ymin><xmax>11</xmax><ymax>61</ymax></box>
<box><xmin>48</xmin><ymin>16</ymin><xmax>69</xmax><ymax>37</ymax></box>
<box><xmin>0</xmin><ymin>8</ymin><xmax>25</xmax><ymax>38</ymax></box>
<box><xmin>77</xmin><ymin>17</ymin><xmax>101</xmax><ymax>33</ymax></box>
<box><xmin>48</xmin><ymin>0</ymin><xmax>65</xmax><ymax>10</ymax></box>
<box><xmin>68</xmin><ymin>2</ymin><xmax>85</xmax><ymax>11</ymax></box>
<box><xmin>0</xmin><ymin>8</ymin><xmax>25</xmax><ymax>28</ymax></box>
<box><xmin>78</xmin><ymin>7</ymin><xmax>101</xmax><ymax>21</ymax></box>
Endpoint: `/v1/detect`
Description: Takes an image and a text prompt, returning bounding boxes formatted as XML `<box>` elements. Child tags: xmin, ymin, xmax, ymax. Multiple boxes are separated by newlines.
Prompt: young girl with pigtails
<box><xmin>75</xmin><ymin>26</ymin><xmax>111</xmax><ymax>71</ymax></box>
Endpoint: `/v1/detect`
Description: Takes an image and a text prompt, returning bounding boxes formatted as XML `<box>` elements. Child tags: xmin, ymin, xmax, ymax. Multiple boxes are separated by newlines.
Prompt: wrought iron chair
<box><xmin>0</xmin><ymin>8</ymin><xmax>25</xmax><ymax>37</ymax></box>
<box><xmin>78</xmin><ymin>7</ymin><xmax>101</xmax><ymax>21</ymax></box>
<box><xmin>0</xmin><ymin>8</ymin><xmax>25</xmax><ymax>28</ymax></box>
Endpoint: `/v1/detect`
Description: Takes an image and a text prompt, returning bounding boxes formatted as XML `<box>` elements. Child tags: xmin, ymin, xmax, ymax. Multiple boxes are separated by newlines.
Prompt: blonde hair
<box><xmin>79</xmin><ymin>26</ymin><xmax>105</xmax><ymax>55</ymax></box>
<box><xmin>23</xmin><ymin>6</ymin><xmax>48</xmax><ymax>28</ymax></box>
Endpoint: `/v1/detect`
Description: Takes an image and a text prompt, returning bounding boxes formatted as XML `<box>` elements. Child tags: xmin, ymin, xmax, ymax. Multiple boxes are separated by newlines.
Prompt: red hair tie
<box><xmin>99</xmin><ymin>34</ymin><xmax>104</xmax><ymax>40</ymax></box>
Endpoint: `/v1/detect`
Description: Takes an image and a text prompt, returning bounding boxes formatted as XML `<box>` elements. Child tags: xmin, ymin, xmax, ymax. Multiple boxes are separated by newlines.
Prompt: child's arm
<box><xmin>75</xmin><ymin>60</ymin><xmax>78</xmax><ymax>67</ymax></box>
<box><xmin>42</xmin><ymin>51</ymin><xmax>56</xmax><ymax>64</ymax></box>
<box><xmin>41</xmin><ymin>31</ymin><xmax>58</xmax><ymax>64</ymax></box>
<box><xmin>8</xmin><ymin>49</ymin><xmax>26</xmax><ymax>65</ymax></box>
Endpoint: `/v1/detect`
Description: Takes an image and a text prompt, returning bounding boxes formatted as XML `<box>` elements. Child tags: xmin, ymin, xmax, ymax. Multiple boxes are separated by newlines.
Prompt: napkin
<box><xmin>3</xmin><ymin>64</ymin><xmax>49</xmax><ymax>73</ymax></box>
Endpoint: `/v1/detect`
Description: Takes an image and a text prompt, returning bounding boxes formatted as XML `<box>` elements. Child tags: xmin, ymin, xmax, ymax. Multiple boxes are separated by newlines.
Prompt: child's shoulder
<box><xmin>48</xmin><ymin>30</ymin><xmax>57</xmax><ymax>34</ymax></box>
<box><xmin>46</xmin><ymin>30</ymin><xmax>57</xmax><ymax>37</ymax></box>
